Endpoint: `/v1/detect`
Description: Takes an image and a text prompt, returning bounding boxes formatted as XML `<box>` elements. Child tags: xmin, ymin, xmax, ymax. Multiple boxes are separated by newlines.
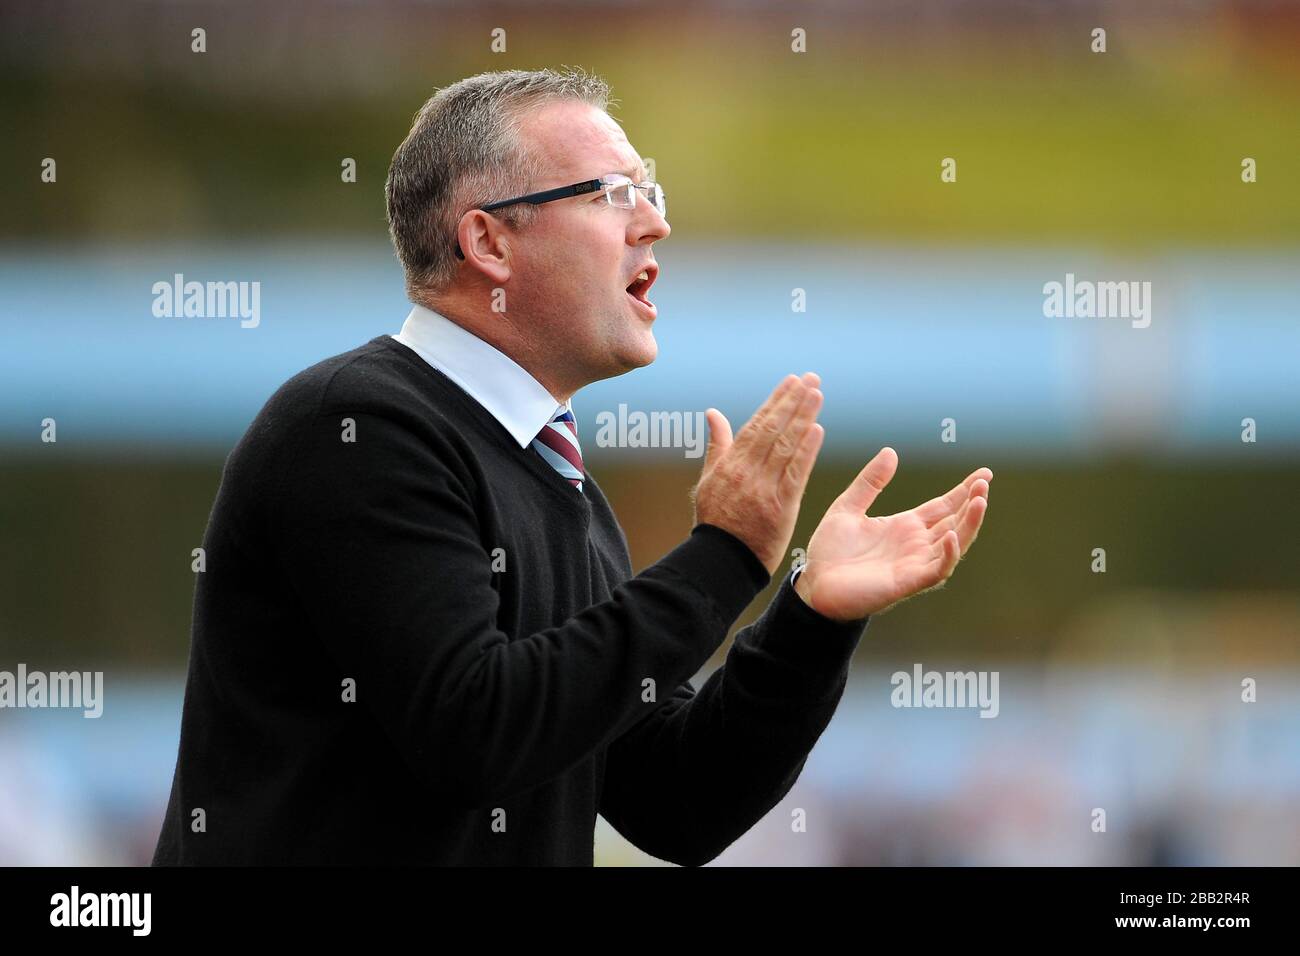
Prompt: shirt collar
<box><xmin>392</xmin><ymin>303</ymin><xmax>571</xmax><ymax>448</ymax></box>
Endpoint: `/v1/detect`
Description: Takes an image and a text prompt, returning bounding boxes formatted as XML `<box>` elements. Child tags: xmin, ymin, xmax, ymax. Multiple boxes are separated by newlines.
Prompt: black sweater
<box><xmin>152</xmin><ymin>334</ymin><xmax>869</xmax><ymax>866</ymax></box>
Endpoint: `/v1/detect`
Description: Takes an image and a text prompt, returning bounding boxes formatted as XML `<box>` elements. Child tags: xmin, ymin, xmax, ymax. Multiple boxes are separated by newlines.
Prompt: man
<box><xmin>152</xmin><ymin>68</ymin><xmax>991</xmax><ymax>866</ymax></box>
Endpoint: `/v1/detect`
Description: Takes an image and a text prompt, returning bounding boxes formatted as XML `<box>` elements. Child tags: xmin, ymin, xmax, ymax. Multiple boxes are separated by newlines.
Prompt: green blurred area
<box><xmin>4</xmin><ymin>455</ymin><xmax>1297</xmax><ymax>668</ymax></box>
<box><xmin>4</xmin><ymin>9</ymin><xmax>1298</xmax><ymax>245</ymax></box>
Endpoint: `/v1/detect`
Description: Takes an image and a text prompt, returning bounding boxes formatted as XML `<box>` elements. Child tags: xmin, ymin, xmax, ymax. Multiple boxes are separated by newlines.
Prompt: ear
<box><xmin>456</xmin><ymin>210</ymin><xmax>513</xmax><ymax>285</ymax></box>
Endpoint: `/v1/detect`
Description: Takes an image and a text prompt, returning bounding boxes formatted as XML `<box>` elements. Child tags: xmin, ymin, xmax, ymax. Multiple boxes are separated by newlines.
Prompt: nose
<box><xmin>629</xmin><ymin>191</ymin><xmax>670</xmax><ymax>244</ymax></box>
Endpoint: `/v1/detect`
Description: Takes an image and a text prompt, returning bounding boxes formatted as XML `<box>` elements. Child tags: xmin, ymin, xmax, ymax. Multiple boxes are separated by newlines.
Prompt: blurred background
<box><xmin>1</xmin><ymin>0</ymin><xmax>1298</xmax><ymax>865</ymax></box>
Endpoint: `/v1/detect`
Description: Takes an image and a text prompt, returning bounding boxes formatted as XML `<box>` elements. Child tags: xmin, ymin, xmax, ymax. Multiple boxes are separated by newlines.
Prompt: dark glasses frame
<box><xmin>480</xmin><ymin>178</ymin><xmax>605</xmax><ymax>213</ymax></box>
<box><xmin>454</xmin><ymin>174</ymin><xmax>664</xmax><ymax>259</ymax></box>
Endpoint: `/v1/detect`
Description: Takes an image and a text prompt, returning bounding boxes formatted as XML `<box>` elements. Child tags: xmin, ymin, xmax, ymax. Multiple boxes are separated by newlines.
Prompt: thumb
<box><xmin>702</xmin><ymin>408</ymin><xmax>733</xmax><ymax>473</ymax></box>
<box><xmin>834</xmin><ymin>446</ymin><xmax>899</xmax><ymax>515</ymax></box>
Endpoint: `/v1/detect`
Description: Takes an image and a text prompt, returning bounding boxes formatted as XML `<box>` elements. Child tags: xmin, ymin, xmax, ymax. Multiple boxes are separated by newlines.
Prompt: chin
<box><xmin>627</xmin><ymin>331</ymin><xmax>658</xmax><ymax>368</ymax></box>
<box><xmin>603</xmin><ymin>337</ymin><xmax>656</xmax><ymax>379</ymax></box>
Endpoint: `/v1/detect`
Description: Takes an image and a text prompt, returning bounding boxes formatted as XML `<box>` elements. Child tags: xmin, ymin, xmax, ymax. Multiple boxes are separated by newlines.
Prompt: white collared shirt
<box><xmin>392</xmin><ymin>303</ymin><xmax>571</xmax><ymax>448</ymax></box>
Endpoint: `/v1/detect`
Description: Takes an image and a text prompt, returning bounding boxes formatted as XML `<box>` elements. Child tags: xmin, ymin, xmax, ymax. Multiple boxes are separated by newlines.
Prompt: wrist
<box><xmin>792</xmin><ymin>563</ymin><xmax>873</xmax><ymax>623</ymax></box>
<box><xmin>792</xmin><ymin>564</ymin><xmax>816</xmax><ymax>610</ymax></box>
<box><xmin>744</xmin><ymin>564</ymin><xmax>871</xmax><ymax>688</ymax></box>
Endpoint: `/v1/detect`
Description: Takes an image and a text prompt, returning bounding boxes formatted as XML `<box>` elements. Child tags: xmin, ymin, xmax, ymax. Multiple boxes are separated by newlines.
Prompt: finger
<box><xmin>765</xmin><ymin>385</ymin><xmax>823</xmax><ymax>468</ymax></box>
<box><xmin>917</xmin><ymin>468</ymin><xmax>992</xmax><ymax>525</ymax></box>
<box><xmin>732</xmin><ymin>374</ymin><xmax>803</xmax><ymax>457</ymax></box>
<box><xmin>832</xmin><ymin>446</ymin><xmax>899</xmax><ymax>515</ymax></box>
<box><xmin>927</xmin><ymin>478</ymin><xmax>989</xmax><ymax>538</ymax></box>
<box><xmin>763</xmin><ymin>376</ymin><xmax>816</xmax><ymax>445</ymax></box>
<box><xmin>779</xmin><ymin>422</ymin><xmax>824</xmax><ymax>503</ymax></box>
<box><xmin>925</xmin><ymin>529</ymin><xmax>960</xmax><ymax>581</ymax></box>
<box><xmin>906</xmin><ymin>529</ymin><xmax>961</xmax><ymax>595</ymax></box>
<box><xmin>955</xmin><ymin>493</ymin><xmax>988</xmax><ymax>556</ymax></box>
<box><xmin>939</xmin><ymin>529</ymin><xmax>961</xmax><ymax>578</ymax></box>
<box><xmin>701</xmin><ymin>408</ymin><xmax>733</xmax><ymax>473</ymax></box>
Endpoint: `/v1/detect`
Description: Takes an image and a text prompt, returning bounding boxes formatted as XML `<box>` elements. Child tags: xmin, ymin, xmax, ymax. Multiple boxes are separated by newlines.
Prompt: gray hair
<box><xmin>385</xmin><ymin>68</ymin><xmax>612</xmax><ymax>299</ymax></box>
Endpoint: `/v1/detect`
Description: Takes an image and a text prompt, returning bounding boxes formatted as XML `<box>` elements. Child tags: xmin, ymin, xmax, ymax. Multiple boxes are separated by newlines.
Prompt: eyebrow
<box><xmin>575</xmin><ymin>164</ymin><xmax>648</xmax><ymax>189</ymax></box>
<box><xmin>618</xmin><ymin>162</ymin><xmax>648</xmax><ymax>182</ymax></box>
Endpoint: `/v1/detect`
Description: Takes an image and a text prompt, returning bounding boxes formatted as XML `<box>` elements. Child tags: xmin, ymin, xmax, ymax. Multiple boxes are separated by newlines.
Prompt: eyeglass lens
<box><xmin>607</xmin><ymin>182</ymin><xmax>666</xmax><ymax>217</ymax></box>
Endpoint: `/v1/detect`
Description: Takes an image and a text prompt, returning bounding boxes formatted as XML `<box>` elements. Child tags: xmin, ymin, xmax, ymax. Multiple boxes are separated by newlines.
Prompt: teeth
<box><xmin>637</xmin><ymin>271</ymin><xmax>649</xmax><ymax>281</ymax></box>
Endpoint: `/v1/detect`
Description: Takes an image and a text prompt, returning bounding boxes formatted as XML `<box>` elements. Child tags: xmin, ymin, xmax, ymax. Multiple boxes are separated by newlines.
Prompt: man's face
<box><xmin>501</xmin><ymin>101</ymin><xmax>670</xmax><ymax>390</ymax></box>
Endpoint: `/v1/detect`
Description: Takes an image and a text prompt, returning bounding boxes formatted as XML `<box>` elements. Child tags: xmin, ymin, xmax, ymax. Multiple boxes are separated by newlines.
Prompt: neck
<box><xmin>421</xmin><ymin>290</ymin><xmax>577</xmax><ymax>404</ymax></box>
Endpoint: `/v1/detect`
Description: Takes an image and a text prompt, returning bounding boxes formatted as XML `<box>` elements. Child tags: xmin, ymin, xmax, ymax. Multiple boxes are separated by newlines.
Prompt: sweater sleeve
<box><xmin>272</xmin><ymin>409</ymin><xmax>771</xmax><ymax>809</ymax></box>
<box><xmin>597</xmin><ymin>570</ymin><xmax>869</xmax><ymax>866</ymax></box>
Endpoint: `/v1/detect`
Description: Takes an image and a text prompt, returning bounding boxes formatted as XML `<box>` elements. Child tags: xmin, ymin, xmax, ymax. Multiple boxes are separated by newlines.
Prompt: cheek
<box><xmin>532</xmin><ymin>214</ymin><xmax>626</xmax><ymax>303</ymax></box>
<box><xmin>565</xmin><ymin>254</ymin><xmax>621</xmax><ymax>308</ymax></box>
<box><xmin>572</xmin><ymin>218</ymin><xmax>628</xmax><ymax>291</ymax></box>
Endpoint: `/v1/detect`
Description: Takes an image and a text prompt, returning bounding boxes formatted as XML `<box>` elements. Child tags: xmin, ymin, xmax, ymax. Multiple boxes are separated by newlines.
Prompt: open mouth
<box><xmin>625</xmin><ymin>263</ymin><xmax>659</xmax><ymax>317</ymax></box>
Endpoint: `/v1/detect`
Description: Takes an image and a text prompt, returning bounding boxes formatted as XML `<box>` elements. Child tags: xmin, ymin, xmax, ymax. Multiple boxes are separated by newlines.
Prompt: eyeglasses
<box><xmin>485</xmin><ymin>172</ymin><xmax>666</xmax><ymax>218</ymax></box>
<box><xmin>455</xmin><ymin>172</ymin><xmax>666</xmax><ymax>259</ymax></box>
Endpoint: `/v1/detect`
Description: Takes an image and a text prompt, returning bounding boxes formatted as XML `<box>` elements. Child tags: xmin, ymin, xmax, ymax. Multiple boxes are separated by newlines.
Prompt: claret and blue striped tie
<box><xmin>530</xmin><ymin>408</ymin><xmax>585</xmax><ymax>493</ymax></box>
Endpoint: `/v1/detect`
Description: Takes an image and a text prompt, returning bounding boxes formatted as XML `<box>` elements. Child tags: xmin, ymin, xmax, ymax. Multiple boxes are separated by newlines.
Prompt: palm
<box><xmin>799</xmin><ymin>449</ymin><xmax>991</xmax><ymax>621</ymax></box>
<box><xmin>803</xmin><ymin>510</ymin><xmax>935</xmax><ymax>619</ymax></box>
